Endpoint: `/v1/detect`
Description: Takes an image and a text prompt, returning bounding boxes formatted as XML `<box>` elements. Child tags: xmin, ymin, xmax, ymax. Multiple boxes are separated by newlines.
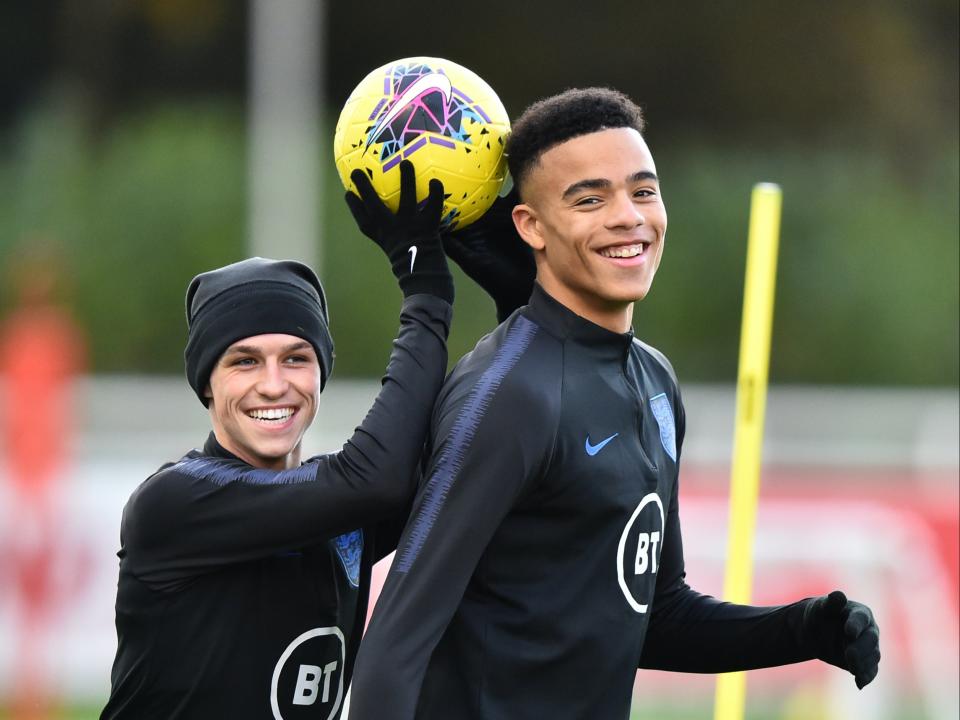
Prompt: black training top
<box><xmin>100</xmin><ymin>294</ymin><xmax>451</xmax><ymax>720</ymax></box>
<box><xmin>349</xmin><ymin>285</ymin><xmax>817</xmax><ymax>720</ymax></box>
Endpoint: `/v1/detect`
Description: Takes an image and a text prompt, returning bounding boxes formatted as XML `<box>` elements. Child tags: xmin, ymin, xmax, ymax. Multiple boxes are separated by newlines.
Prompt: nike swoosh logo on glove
<box><xmin>408</xmin><ymin>245</ymin><xmax>418</xmax><ymax>273</ymax></box>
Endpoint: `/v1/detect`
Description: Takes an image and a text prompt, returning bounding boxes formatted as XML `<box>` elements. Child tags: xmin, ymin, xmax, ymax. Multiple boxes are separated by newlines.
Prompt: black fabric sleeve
<box><xmin>368</xmin><ymin>499</ymin><xmax>414</xmax><ymax>563</ymax></box>
<box><xmin>637</xmin><ymin>486</ymin><xmax>815</xmax><ymax>672</ymax></box>
<box><xmin>638</xmin><ymin>394</ymin><xmax>816</xmax><ymax>672</ymax></box>
<box><xmin>366</xmin><ymin>441</ymin><xmax>435</xmax><ymax>562</ymax></box>
<box><xmin>122</xmin><ymin>295</ymin><xmax>451</xmax><ymax>587</ymax></box>
<box><xmin>348</xmin><ymin>356</ymin><xmax>557</xmax><ymax>720</ymax></box>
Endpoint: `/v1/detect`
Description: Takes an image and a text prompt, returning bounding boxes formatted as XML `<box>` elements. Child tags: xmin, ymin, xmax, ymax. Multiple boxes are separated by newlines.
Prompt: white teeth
<box><xmin>600</xmin><ymin>244</ymin><xmax>645</xmax><ymax>258</ymax></box>
<box><xmin>248</xmin><ymin>407</ymin><xmax>295</xmax><ymax>421</ymax></box>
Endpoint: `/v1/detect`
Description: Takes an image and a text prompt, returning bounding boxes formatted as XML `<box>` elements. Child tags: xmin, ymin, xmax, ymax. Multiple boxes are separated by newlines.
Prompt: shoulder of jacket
<box><xmin>632</xmin><ymin>337</ymin><xmax>680</xmax><ymax>388</ymax></box>
<box><xmin>119</xmin><ymin>450</ymin><xmax>204</xmax><ymax>553</ymax></box>
<box><xmin>450</xmin><ymin>314</ymin><xmax>557</xmax><ymax>386</ymax></box>
<box><xmin>124</xmin><ymin>449</ymin><xmax>204</xmax><ymax>513</ymax></box>
<box><xmin>439</xmin><ymin>316</ymin><xmax>560</xmax><ymax>424</ymax></box>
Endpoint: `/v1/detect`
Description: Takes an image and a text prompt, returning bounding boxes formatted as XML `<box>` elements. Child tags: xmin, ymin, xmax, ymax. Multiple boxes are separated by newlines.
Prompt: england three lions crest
<box><xmin>333</xmin><ymin>529</ymin><xmax>363</xmax><ymax>588</ymax></box>
<box><xmin>649</xmin><ymin>393</ymin><xmax>677</xmax><ymax>462</ymax></box>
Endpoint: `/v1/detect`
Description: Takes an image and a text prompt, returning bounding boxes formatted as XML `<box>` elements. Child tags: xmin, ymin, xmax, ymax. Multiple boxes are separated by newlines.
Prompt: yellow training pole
<box><xmin>714</xmin><ymin>183</ymin><xmax>782</xmax><ymax>720</ymax></box>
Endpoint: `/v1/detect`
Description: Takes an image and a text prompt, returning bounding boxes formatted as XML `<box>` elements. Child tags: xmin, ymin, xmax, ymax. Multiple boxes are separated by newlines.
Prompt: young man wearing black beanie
<box><xmin>100</xmin><ymin>161</ymin><xmax>534</xmax><ymax>720</ymax></box>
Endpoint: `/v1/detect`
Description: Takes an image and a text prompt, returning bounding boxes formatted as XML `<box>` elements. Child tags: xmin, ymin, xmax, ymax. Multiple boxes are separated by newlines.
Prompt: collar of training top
<box><xmin>526</xmin><ymin>283</ymin><xmax>635</xmax><ymax>362</ymax></box>
<box><xmin>202</xmin><ymin>431</ymin><xmax>246</xmax><ymax>463</ymax></box>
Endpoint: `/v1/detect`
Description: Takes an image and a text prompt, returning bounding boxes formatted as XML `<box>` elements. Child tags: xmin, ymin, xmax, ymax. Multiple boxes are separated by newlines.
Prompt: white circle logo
<box><xmin>270</xmin><ymin>626</ymin><xmax>345</xmax><ymax>720</ymax></box>
<box><xmin>616</xmin><ymin>493</ymin><xmax>665</xmax><ymax>613</ymax></box>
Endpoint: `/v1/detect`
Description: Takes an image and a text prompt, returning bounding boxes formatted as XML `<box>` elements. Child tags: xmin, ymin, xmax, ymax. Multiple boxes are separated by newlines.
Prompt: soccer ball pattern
<box><xmin>334</xmin><ymin>57</ymin><xmax>510</xmax><ymax>230</ymax></box>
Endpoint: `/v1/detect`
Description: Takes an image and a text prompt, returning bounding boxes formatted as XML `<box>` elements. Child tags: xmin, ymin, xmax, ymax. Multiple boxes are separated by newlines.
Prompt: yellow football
<box><xmin>333</xmin><ymin>57</ymin><xmax>510</xmax><ymax>230</ymax></box>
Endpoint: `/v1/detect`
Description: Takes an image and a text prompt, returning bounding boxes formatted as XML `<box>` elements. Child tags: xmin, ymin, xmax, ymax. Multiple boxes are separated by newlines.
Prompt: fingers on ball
<box><xmin>350</xmin><ymin>168</ymin><xmax>380</xmax><ymax>205</ymax></box>
<box><xmin>398</xmin><ymin>161</ymin><xmax>418</xmax><ymax>214</ymax></box>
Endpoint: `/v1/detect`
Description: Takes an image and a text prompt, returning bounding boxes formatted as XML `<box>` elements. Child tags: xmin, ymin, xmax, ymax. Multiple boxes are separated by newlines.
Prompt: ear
<box><xmin>204</xmin><ymin>383</ymin><xmax>213</xmax><ymax>400</ymax></box>
<box><xmin>512</xmin><ymin>204</ymin><xmax>546</xmax><ymax>251</ymax></box>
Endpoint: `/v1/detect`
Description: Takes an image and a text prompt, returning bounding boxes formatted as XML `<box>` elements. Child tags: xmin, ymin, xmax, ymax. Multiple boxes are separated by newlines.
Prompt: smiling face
<box><xmin>206</xmin><ymin>334</ymin><xmax>321</xmax><ymax>470</ymax></box>
<box><xmin>512</xmin><ymin>127</ymin><xmax>667</xmax><ymax>332</ymax></box>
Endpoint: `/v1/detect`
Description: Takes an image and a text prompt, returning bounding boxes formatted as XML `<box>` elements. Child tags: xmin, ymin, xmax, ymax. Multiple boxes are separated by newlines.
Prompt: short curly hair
<box><xmin>506</xmin><ymin>87</ymin><xmax>645</xmax><ymax>198</ymax></box>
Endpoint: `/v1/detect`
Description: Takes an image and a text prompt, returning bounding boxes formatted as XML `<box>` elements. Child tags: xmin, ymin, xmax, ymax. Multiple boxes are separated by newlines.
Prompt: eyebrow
<box><xmin>561</xmin><ymin>170</ymin><xmax>659</xmax><ymax>199</ymax></box>
<box><xmin>222</xmin><ymin>340</ymin><xmax>312</xmax><ymax>357</ymax></box>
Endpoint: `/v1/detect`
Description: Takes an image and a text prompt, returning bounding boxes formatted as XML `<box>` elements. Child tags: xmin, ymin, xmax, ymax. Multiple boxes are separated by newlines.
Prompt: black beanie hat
<box><xmin>184</xmin><ymin>257</ymin><xmax>334</xmax><ymax>406</ymax></box>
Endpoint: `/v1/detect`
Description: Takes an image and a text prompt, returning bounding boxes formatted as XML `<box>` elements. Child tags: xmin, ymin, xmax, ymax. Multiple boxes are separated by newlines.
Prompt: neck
<box><xmin>536</xmin><ymin>278</ymin><xmax>634</xmax><ymax>334</ymax></box>
<box><xmin>211</xmin><ymin>428</ymin><xmax>301</xmax><ymax>470</ymax></box>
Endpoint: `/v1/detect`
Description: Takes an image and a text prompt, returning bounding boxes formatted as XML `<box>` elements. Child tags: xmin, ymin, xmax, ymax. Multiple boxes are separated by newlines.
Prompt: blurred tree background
<box><xmin>0</xmin><ymin>0</ymin><xmax>956</xmax><ymax>385</ymax></box>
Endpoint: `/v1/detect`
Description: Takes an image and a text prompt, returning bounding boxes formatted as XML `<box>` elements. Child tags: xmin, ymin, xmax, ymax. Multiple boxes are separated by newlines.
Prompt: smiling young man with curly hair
<box><xmin>348</xmin><ymin>88</ymin><xmax>880</xmax><ymax>720</ymax></box>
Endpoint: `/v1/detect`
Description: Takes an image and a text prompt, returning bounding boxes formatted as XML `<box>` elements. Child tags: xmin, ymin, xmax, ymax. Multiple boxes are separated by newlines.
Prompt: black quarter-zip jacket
<box><xmin>100</xmin><ymin>294</ymin><xmax>451</xmax><ymax>720</ymax></box>
<box><xmin>349</xmin><ymin>285</ymin><xmax>820</xmax><ymax>720</ymax></box>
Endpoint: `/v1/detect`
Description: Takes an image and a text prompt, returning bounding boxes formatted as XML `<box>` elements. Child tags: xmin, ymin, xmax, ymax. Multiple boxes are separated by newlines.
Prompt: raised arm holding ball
<box><xmin>101</xmin><ymin>159</ymin><xmax>455</xmax><ymax>720</ymax></box>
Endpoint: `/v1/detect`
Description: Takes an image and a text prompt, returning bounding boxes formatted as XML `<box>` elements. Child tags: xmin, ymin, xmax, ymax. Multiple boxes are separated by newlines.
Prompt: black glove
<box><xmin>442</xmin><ymin>188</ymin><xmax>535</xmax><ymax>322</ymax></box>
<box><xmin>801</xmin><ymin>590</ymin><xmax>880</xmax><ymax>689</ymax></box>
<box><xmin>345</xmin><ymin>160</ymin><xmax>454</xmax><ymax>304</ymax></box>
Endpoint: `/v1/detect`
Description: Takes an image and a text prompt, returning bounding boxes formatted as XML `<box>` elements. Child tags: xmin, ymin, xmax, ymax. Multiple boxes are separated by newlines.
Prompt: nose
<box><xmin>255</xmin><ymin>360</ymin><xmax>289</xmax><ymax>398</ymax></box>
<box><xmin>605</xmin><ymin>191</ymin><xmax>645</xmax><ymax>230</ymax></box>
